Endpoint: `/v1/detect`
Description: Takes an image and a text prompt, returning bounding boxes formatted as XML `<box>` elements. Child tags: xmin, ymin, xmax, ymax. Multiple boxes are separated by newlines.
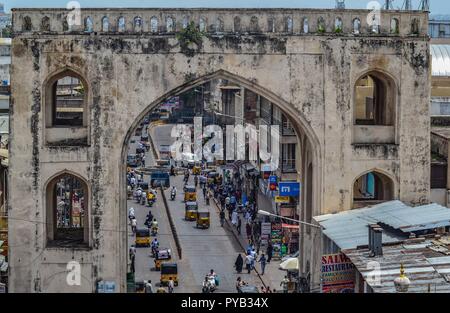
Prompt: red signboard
<box><xmin>321</xmin><ymin>253</ymin><xmax>355</xmax><ymax>293</ymax></box>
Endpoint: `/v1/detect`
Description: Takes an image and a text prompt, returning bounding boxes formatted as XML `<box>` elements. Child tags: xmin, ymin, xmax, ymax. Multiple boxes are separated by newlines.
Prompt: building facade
<box><xmin>9</xmin><ymin>8</ymin><xmax>430</xmax><ymax>292</ymax></box>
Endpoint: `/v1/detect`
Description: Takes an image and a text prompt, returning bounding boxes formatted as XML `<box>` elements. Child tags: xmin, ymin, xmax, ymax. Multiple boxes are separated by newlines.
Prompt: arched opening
<box><xmin>216</xmin><ymin>17</ymin><xmax>224</xmax><ymax>33</ymax></box>
<box><xmin>233</xmin><ymin>16</ymin><xmax>241</xmax><ymax>33</ymax></box>
<box><xmin>166</xmin><ymin>16</ymin><xmax>175</xmax><ymax>33</ymax></box>
<box><xmin>120</xmin><ymin>71</ymin><xmax>319</xmax><ymax>292</ymax></box>
<box><xmin>41</xmin><ymin>16</ymin><xmax>50</xmax><ymax>31</ymax></box>
<box><xmin>354</xmin><ymin>72</ymin><xmax>395</xmax><ymax>126</ymax></box>
<box><xmin>45</xmin><ymin>172</ymin><xmax>89</xmax><ymax>247</ymax></box>
<box><xmin>23</xmin><ymin>16</ymin><xmax>32</xmax><ymax>31</ymax></box>
<box><xmin>303</xmin><ymin>18</ymin><xmax>309</xmax><ymax>34</ymax></box>
<box><xmin>102</xmin><ymin>16</ymin><xmax>109</xmax><ymax>32</ymax></box>
<box><xmin>391</xmin><ymin>18</ymin><xmax>399</xmax><ymax>34</ymax></box>
<box><xmin>46</xmin><ymin>70</ymin><xmax>87</xmax><ymax>127</ymax></box>
<box><xmin>267</xmin><ymin>17</ymin><xmax>275</xmax><ymax>33</ymax></box>
<box><xmin>353</xmin><ymin>18</ymin><xmax>361</xmax><ymax>34</ymax></box>
<box><xmin>250</xmin><ymin>16</ymin><xmax>259</xmax><ymax>33</ymax></box>
<box><xmin>118</xmin><ymin>16</ymin><xmax>126</xmax><ymax>32</ymax></box>
<box><xmin>182</xmin><ymin>16</ymin><xmax>189</xmax><ymax>29</ymax></box>
<box><xmin>84</xmin><ymin>16</ymin><xmax>93</xmax><ymax>33</ymax></box>
<box><xmin>150</xmin><ymin>16</ymin><xmax>158</xmax><ymax>33</ymax></box>
<box><xmin>285</xmin><ymin>16</ymin><xmax>293</xmax><ymax>33</ymax></box>
<box><xmin>411</xmin><ymin>18</ymin><xmax>420</xmax><ymax>35</ymax></box>
<box><xmin>199</xmin><ymin>17</ymin><xmax>207</xmax><ymax>32</ymax></box>
<box><xmin>317</xmin><ymin>17</ymin><xmax>325</xmax><ymax>33</ymax></box>
<box><xmin>334</xmin><ymin>17</ymin><xmax>343</xmax><ymax>33</ymax></box>
<box><xmin>134</xmin><ymin>16</ymin><xmax>143</xmax><ymax>33</ymax></box>
<box><xmin>353</xmin><ymin>71</ymin><xmax>396</xmax><ymax>144</ymax></box>
<box><xmin>353</xmin><ymin>171</ymin><xmax>394</xmax><ymax>209</ymax></box>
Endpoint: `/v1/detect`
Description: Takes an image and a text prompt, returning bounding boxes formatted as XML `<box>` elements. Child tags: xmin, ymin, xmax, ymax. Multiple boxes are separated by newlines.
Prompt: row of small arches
<box><xmin>23</xmin><ymin>15</ymin><xmax>419</xmax><ymax>35</ymax></box>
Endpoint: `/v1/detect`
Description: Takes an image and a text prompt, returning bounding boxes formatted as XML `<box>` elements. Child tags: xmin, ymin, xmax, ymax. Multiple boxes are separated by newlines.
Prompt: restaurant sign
<box><xmin>321</xmin><ymin>253</ymin><xmax>355</xmax><ymax>293</ymax></box>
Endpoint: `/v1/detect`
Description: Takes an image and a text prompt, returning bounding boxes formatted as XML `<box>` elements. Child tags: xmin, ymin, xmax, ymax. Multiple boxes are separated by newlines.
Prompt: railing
<box><xmin>12</xmin><ymin>8</ymin><xmax>428</xmax><ymax>37</ymax></box>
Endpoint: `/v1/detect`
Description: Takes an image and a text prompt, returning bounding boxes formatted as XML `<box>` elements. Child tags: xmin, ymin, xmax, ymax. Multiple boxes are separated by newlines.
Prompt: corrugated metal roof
<box><xmin>431</xmin><ymin>45</ymin><xmax>450</xmax><ymax>77</ymax></box>
<box><xmin>430</xmin><ymin>15</ymin><xmax>450</xmax><ymax>22</ymax></box>
<box><xmin>343</xmin><ymin>238</ymin><xmax>450</xmax><ymax>293</ymax></box>
<box><xmin>314</xmin><ymin>200</ymin><xmax>450</xmax><ymax>250</ymax></box>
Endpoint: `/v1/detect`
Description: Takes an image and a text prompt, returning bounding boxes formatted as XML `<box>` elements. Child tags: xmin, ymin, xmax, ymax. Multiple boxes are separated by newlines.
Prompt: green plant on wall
<box><xmin>318</xmin><ymin>24</ymin><xmax>325</xmax><ymax>34</ymax></box>
<box><xmin>176</xmin><ymin>21</ymin><xmax>206</xmax><ymax>57</ymax></box>
<box><xmin>334</xmin><ymin>26</ymin><xmax>342</xmax><ymax>34</ymax></box>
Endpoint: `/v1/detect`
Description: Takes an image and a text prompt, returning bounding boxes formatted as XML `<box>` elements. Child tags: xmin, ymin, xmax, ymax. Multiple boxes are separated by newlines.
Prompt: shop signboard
<box><xmin>260</xmin><ymin>222</ymin><xmax>271</xmax><ymax>245</ymax></box>
<box><xmin>97</xmin><ymin>280</ymin><xmax>116</xmax><ymax>293</ymax></box>
<box><xmin>278</xmin><ymin>182</ymin><xmax>301</xmax><ymax>197</ymax></box>
<box><xmin>275</xmin><ymin>196</ymin><xmax>290</xmax><ymax>204</ymax></box>
<box><xmin>321</xmin><ymin>253</ymin><xmax>355</xmax><ymax>293</ymax></box>
<box><xmin>271</xmin><ymin>223</ymin><xmax>283</xmax><ymax>260</ymax></box>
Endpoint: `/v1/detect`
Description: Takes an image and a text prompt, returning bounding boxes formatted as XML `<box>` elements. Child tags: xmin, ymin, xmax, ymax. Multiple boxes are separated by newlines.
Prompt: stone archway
<box><xmin>118</xmin><ymin>70</ymin><xmax>322</xmax><ymax>288</ymax></box>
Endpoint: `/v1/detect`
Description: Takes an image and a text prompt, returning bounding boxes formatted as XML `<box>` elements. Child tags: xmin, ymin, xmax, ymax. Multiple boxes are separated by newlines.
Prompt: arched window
<box><xmin>23</xmin><ymin>16</ymin><xmax>32</xmax><ymax>31</ymax></box>
<box><xmin>134</xmin><ymin>16</ymin><xmax>143</xmax><ymax>32</ymax></box>
<box><xmin>411</xmin><ymin>18</ymin><xmax>420</xmax><ymax>34</ymax></box>
<box><xmin>84</xmin><ymin>16</ymin><xmax>93</xmax><ymax>33</ymax></box>
<box><xmin>267</xmin><ymin>17</ymin><xmax>275</xmax><ymax>33</ymax></box>
<box><xmin>216</xmin><ymin>17</ymin><xmax>224</xmax><ymax>33</ymax></box>
<box><xmin>182</xmin><ymin>16</ymin><xmax>189</xmax><ymax>29</ymax></box>
<box><xmin>199</xmin><ymin>17</ymin><xmax>207</xmax><ymax>32</ymax></box>
<box><xmin>354</xmin><ymin>72</ymin><xmax>395</xmax><ymax>126</ymax></box>
<box><xmin>391</xmin><ymin>18</ymin><xmax>399</xmax><ymax>34</ymax></box>
<box><xmin>47</xmin><ymin>72</ymin><xmax>87</xmax><ymax>127</ymax></box>
<box><xmin>233</xmin><ymin>16</ymin><xmax>241</xmax><ymax>33</ymax></box>
<box><xmin>41</xmin><ymin>16</ymin><xmax>50</xmax><ymax>31</ymax></box>
<box><xmin>46</xmin><ymin>173</ymin><xmax>89</xmax><ymax>246</ymax></box>
<box><xmin>353</xmin><ymin>171</ymin><xmax>394</xmax><ymax>208</ymax></box>
<box><xmin>63</xmin><ymin>18</ymin><xmax>69</xmax><ymax>32</ymax></box>
<box><xmin>118</xmin><ymin>16</ymin><xmax>125</xmax><ymax>32</ymax></box>
<box><xmin>353</xmin><ymin>18</ymin><xmax>361</xmax><ymax>34</ymax></box>
<box><xmin>371</xmin><ymin>15</ymin><xmax>380</xmax><ymax>34</ymax></box>
<box><xmin>317</xmin><ymin>17</ymin><xmax>325</xmax><ymax>33</ymax></box>
<box><xmin>150</xmin><ymin>16</ymin><xmax>158</xmax><ymax>33</ymax></box>
<box><xmin>250</xmin><ymin>16</ymin><xmax>259</xmax><ymax>33</ymax></box>
<box><xmin>303</xmin><ymin>18</ymin><xmax>309</xmax><ymax>34</ymax></box>
<box><xmin>166</xmin><ymin>16</ymin><xmax>175</xmax><ymax>32</ymax></box>
<box><xmin>102</xmin><ymin>16</ymin><xmax>109</xmax><ymax>32</ymax></box>
<box><xmin>334</xmin><ymin>17</ymin><xmax>343</xmax><ymax>33</ymax></box>
<box><xmin>285</xmin><ymin>16</ymin><xmax>293</xmax><ymax>33</ymax></box>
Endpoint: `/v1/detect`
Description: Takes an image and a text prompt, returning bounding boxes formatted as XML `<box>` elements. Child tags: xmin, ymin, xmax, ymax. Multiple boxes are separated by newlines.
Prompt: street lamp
<box><xmin>257</xmin><ymin>209</ymin><xmax>321</xmax><ymax>229</ymax></box>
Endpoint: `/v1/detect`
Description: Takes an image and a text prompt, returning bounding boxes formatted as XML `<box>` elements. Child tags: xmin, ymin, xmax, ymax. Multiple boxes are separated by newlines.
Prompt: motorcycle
<box><xmin>170</xmin><ymin>190</ymin><xmax>176</xmax><ymax>201</ymax></box>
<box><xmin>148</xmin><ymin>198</ymin><xmax>155</xmax><ymax>207</ymax></box>
<box><xmin>151</xmin><ymin>225</ymin><xmax>158</xmax><ymax>236</ymax></box>
<box><xmin>201</xmin><ymin>276</ymin><xmax>217</xmax><ymax>293</ymax></box>
<box><xmin>141</xmin><ymin>194</ymin><xmax>146</xmax><ymax>205</ymax></box>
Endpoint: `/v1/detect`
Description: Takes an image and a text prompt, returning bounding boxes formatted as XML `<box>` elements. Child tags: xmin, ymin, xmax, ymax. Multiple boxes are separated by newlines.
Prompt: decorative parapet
<box><xmin>12</xmin><ymin>8</ymin><xmax>429</xmax><ymax>37</ymax></box>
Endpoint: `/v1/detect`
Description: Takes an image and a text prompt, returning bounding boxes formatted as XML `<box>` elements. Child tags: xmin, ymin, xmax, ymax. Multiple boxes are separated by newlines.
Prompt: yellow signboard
<box><xmin>275</xmin><ymin>196</ymin><xmax>290</xmax><ymax>203</ymax></box>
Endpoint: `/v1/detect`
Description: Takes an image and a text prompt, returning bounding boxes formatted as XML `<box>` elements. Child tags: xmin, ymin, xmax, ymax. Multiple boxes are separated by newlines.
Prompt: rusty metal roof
<box><xmin>343</xmin><ymin>238</ymin><xmax>450</xmax><ymax>293</ymax></box>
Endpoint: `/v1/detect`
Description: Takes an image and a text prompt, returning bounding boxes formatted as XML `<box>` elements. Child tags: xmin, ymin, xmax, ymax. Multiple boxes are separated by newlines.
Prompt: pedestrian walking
<box><xmin>168</xmin><ymin>279</ymin><xmax>175</xmax><ymax>293</ymax></box>
<box><xmin>267</xmin><ymin>242</ymin><xmax>273</xmax><ymax>263</ymax></box>
<box><xmin>130</xmin><ymin>255</ymin><xmax>135</xmax><ymax>274</ymax></box>
<box><xmin>266</xmin><ymin>286</ymin><xmax>272</xmax><ymax>293</ymax></box>
<box><xmin>231</xmin><ymin>209</ymin><xmax>238</xmax><ymax>227</ymax></box>
<box><xmin>260</xmin><ymin>286</ymin><xmax>266</xmax><ymax>293</ymax></box>
<box><xmin>219</xmin><ymin>209</ymin><xmax>225</xmax><ymax>227</ymax></box>
<box><xmin>131</xmin><ymin>217</ymin><xmax>137</xmax><ymax>234</ymax></box>
<box><xmin>245</xmin><ymin>254</ymin><xmax>253</xmax><ymax>274</ymax></box>
<box><xmin>280</xmin><ymin>276</ymin><xmax>289</xmax><ymax>293</ymax></box>
<box><xmin>145</xmin><ymin>280</ymin><xmax>153</xmax><ymax>293</ymax></box>
<box><xmin>235</xmin><ymin>253</ymin><xmax>244</xmax><ymax>273</ymax></box>
<box><xmin>237</xmin><ymin>216</ymin><xmax>242</xmax><ymax>234</ymax></box>
<box><xmin>258</xmin><ymin>254</ymin><xmax>267</xmax><ymax>275</ymax></box>
<box><xmin>246</xmin><ymin>223</ymin><xmax>252</xmax><ymax>240</ymax></box>
<box><xmin>129</xmin><ymin>245</ymin><xmax>136</xmax><ymax>261</ymax></box>
<box><xmin>203</xmin><ymin>186</ymin><xmax>207</xmax><ymax>199</ymax></box>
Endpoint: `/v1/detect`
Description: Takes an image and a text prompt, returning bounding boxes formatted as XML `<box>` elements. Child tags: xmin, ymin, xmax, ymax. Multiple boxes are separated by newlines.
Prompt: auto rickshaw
<box><xmin>192</xmin><ymin>164</ymin><xmax>202</xmax><ymax>175</ymax></box>
<box><xmin>160</xmin><ymin>263</ymin><xmax>178</xmax><ymax>286</ymax></box>
<box><xmin>207</xmin><ymin>171</ymin><xmax>219</xmax><ymax>185</ymax></box>
<box><xmin>135</xmin><ymin>280</ymin><xmax>146</xmax><ymax>293</ymax></box>
<box><xmin>135</xmin><ymin>228</ymin><xmax>150</xmax><ymax>247</ymax></box>
<box><xmin>196</xmin><ymin>210</ymin><xmax>210</xmax><ymax>229</ymax></box>
<box><xmin>154</xmin><ymin>248</ymin><xmax>172</xmax><ymax>271</ymax></box>
<box><xmin>185</xmin><ymin>201</ymin><xmax>198</xmax><ymax>221</ymax></box>
<box><xmin>184</xmin><ymin>185</ymin><xmax>197</xmax><ymax>202</ymax></box>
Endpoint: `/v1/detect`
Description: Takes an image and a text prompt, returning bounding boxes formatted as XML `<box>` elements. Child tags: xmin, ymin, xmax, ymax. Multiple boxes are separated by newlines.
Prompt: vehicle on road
<box><xmin>136</xmin><ymin>147</ymin><xmax>146</xmax><ymax>155</ymax></box>
<box><xmin>154</xmin><ymin>248</ymin><xmax>172</xmax><ymax>271</ymax></box>
<box><xmin>170</xmin><ymin>188</ymin><xmax>176</xmax><ymax>201</ymax></box>
<box><xmin>135</xmin><ymin>228</ymin><xmax>150</xmax><ymax>247</ymax></box>
<box><xmin>202</xmin><ymin>275</ymin><xmax>217</xmax><ymax>293</ymax></box>
<box><xmin>150</xmin><ymin>171</ymin><xmax>170</xmax><ymax>188</ymax></box>
<box><xmin>185</xmin><ymin>201</ymin><xmax>198</xmax><ymax>221</ymax></box>
<box><xmin>192</xmin><ymin>164</ymin><xmax>202</xmax><ymax>175</ymax></box>
<box><xmin>184</xmin><ymin>185</ymin><xmax>197</xmax><ymax>202</ymax></box>
<box><xmin>238</xmin><ymin>285</ymin><xmax>259</xmax><ymax>293</ymax></box>
<box><xmin>207</xmin><ymin>171</ymin><xmax>221</xmax><ymax>185</ymax></box>
<box><xmin>127</xmin><ymin>154</ymin><xmax>139</xmax><ymax>167</ymax></box>
<box><xmin>135</xmin><ymin>280</ymin><xmax>146</xmax><ymax>293</ymax></box>
<box><xmin>179</xmin><ymin>152</ymin><xmax>196</xmax><ymax>168</ymax></box>
<box><xmin>160</xmin><ymin>263</ymin><xmax>178</xmax><ymax>286</ymax></box>
<box><xmin>196</xmin><ymin>210</ymin><xmax>210</xmax><ymax>229</ymax></box>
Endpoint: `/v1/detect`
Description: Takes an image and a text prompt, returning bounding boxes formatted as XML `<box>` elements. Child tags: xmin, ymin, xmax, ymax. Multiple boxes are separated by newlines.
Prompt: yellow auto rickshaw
<box><xmin>184</xmin><ymin>185</ymin><xmax>197</xmax><ymax>202</ymax></box>
<box><xmin>196</xmin><ymin>210</ymin><xmax>210</xmax><ymax>229</ymax></box>
<box><xmin>135</xmin><ymin>228</ymin><xmax>150</xmax><ymax>247</ymax></box>
<box><xmin>185</xmin><ymin>201</ymin><xmax>198</xmax><ymax>221</ymax></box>
<box><xmin>154</xmin><ymin>248</ymin><xmax>172</xmax><ymax>271</ymax></box>
<box><xmin>192</xmin><ymin>164</ymin><xmax>202</xmax><ymax>175</ymax></box>
<box><xmin>207</xmin><ymin>171</ymin><xmax>219</xmax><ymax>185</ymax></box>
<box><xmin>160</xmin><ymin>263</ymin><xmax>178</xmax><ymax>286</ymax></box>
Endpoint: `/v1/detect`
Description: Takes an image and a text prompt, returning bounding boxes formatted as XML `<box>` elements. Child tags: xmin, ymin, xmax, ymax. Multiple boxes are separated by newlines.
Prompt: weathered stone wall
<box><xmin>9</xmin><ymin>8</ymin><xmax>430</xmax><ymax>292</ymax></box>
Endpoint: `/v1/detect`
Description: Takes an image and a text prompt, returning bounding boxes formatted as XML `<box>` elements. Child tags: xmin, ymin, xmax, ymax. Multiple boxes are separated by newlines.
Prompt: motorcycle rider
<box><xmin>151</xmin><ymin>237</ymin><xmax>159</xmax><ymax>256</ymax></box>
<box><xmin>141</xmin><ymin>191</ymin><xmax>147</xmax><ymax>205</ymax></box>
<box><xmin>136</xmin><ymin>188</ymin><xmax>142</xmax><ymax>203</ymax></box>
<box><xmin>171</xmin><ymin>186</ymin><xmax>177</xmax><ymax>200</ymax></box>
<box><xmin>151</xmin><ymin>218</ymin><xmax>159</xmax><ymax>235</ymax></box>
<box><xmin>145</xmin><ymin>211</ymin><xmax>154</xmax><ymax>227</ymax></box>
<box><xmin>128</xmin><ymin>207</ymin><xmax>135</xmax><ymax>222</ymax></box>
